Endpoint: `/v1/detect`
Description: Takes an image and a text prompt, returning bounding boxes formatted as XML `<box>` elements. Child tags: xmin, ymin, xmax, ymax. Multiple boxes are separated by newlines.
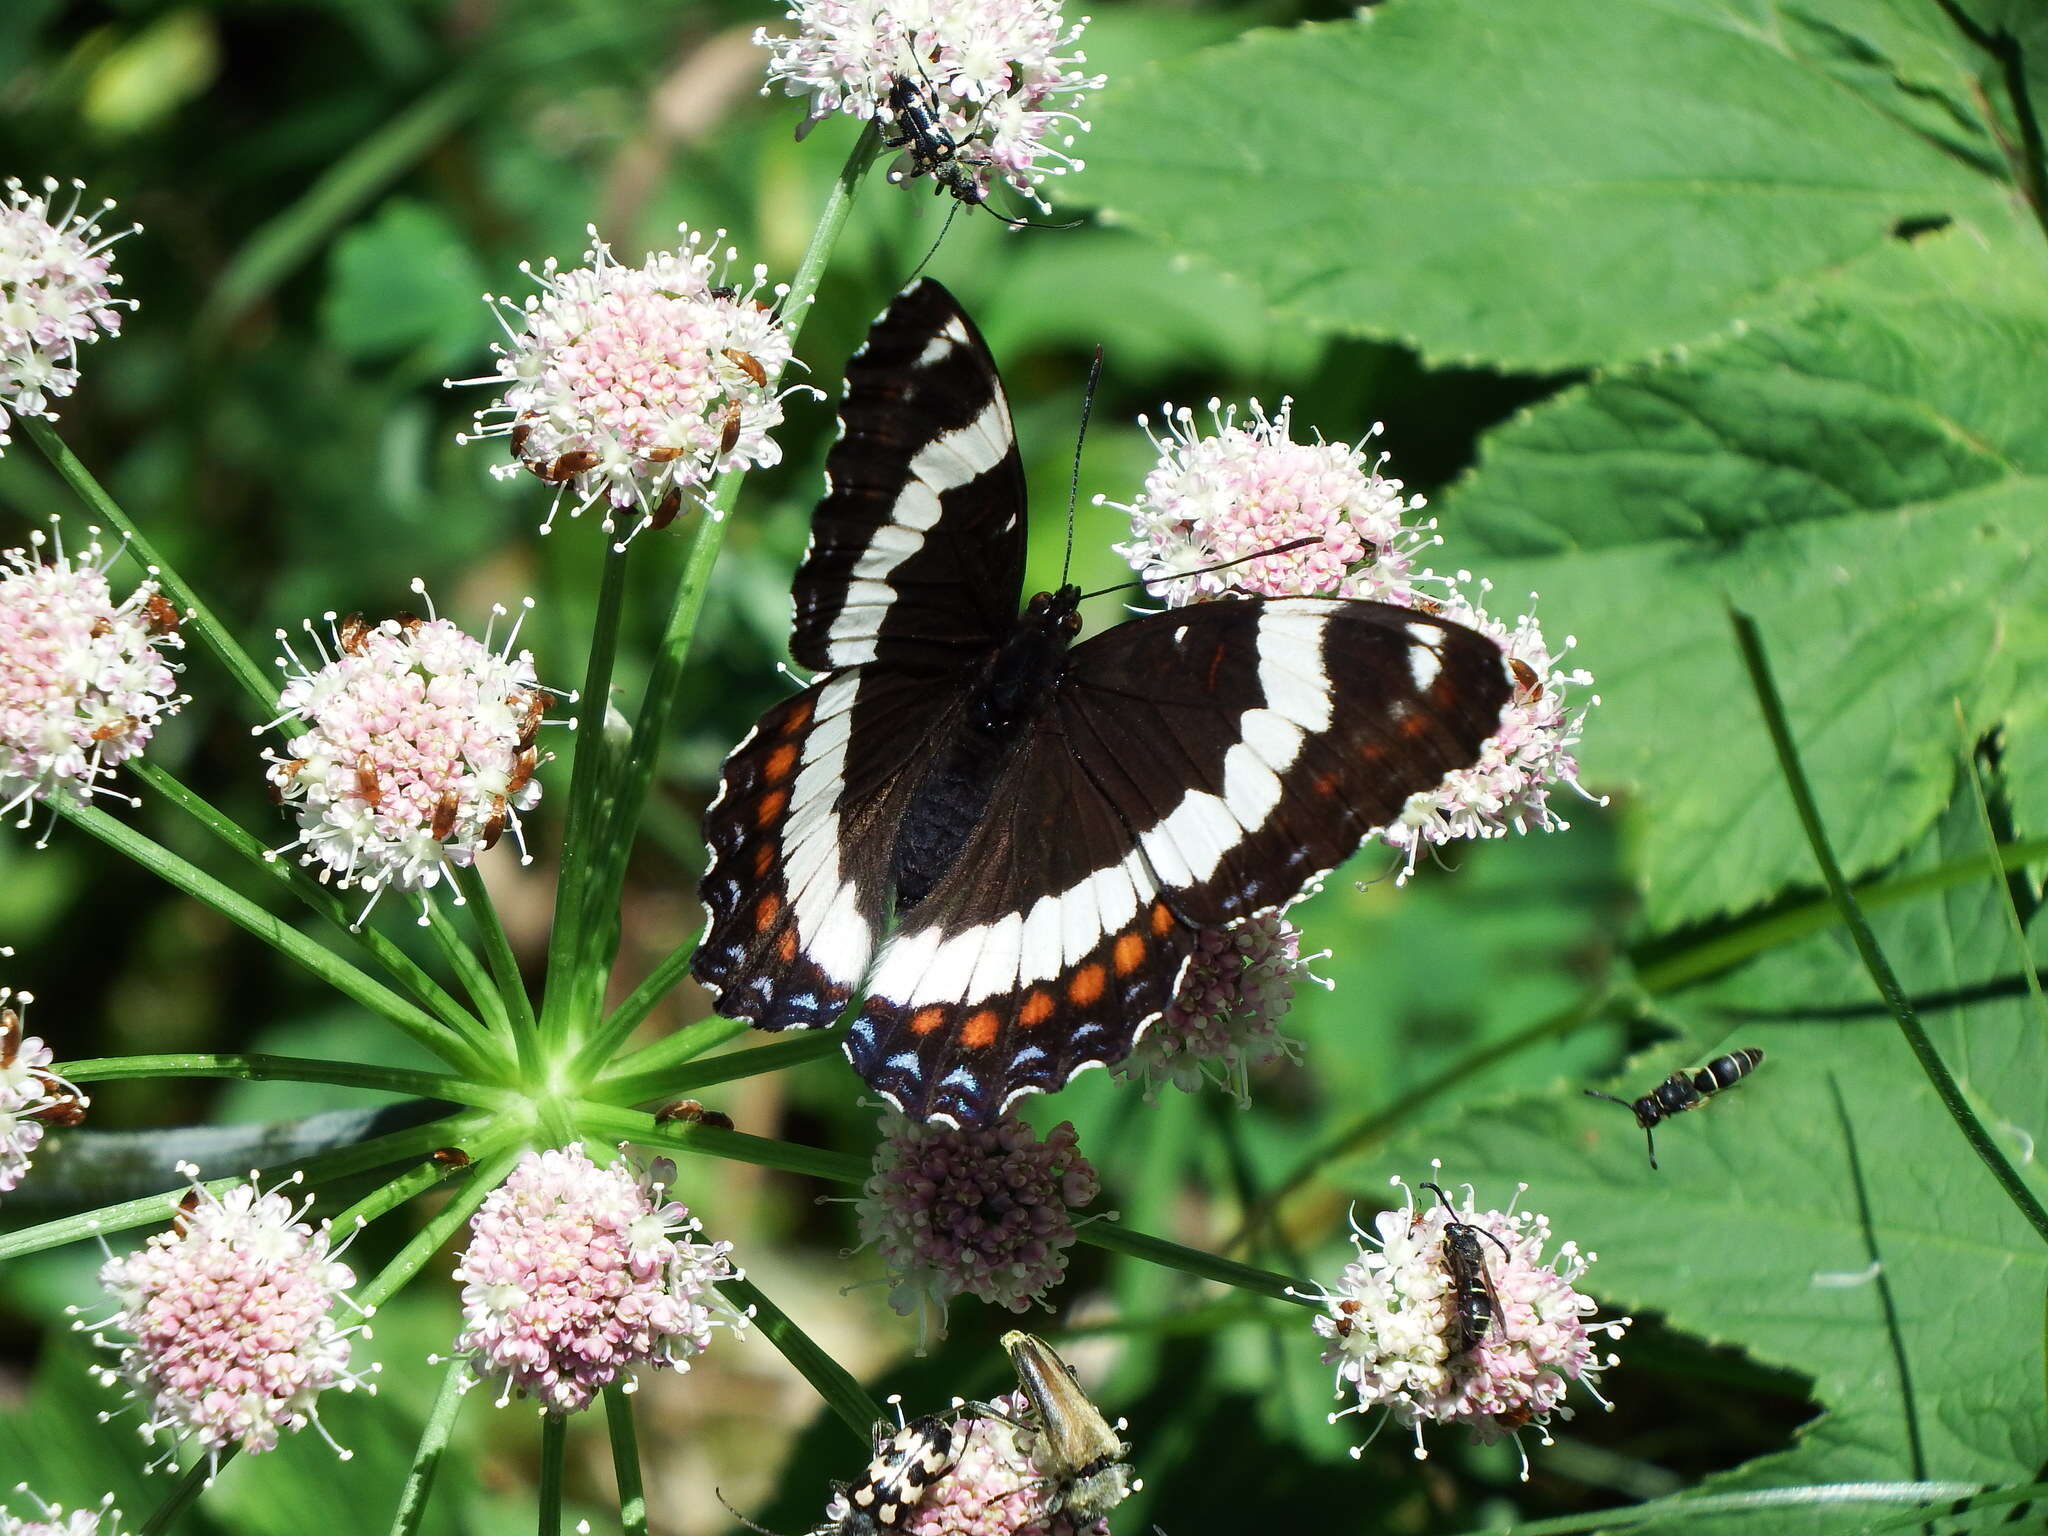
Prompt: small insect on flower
<box><xmin>853</xmin><ymin>1115</ymin><xmax>1100</xmax><ymax>1350</ymax></box>
<box><xmin>654</xmin><ymin>1098</ymin><xmax>735</xmax><ymax>1132</ymax></box>
<box><xmin>452</xmin><ymin>226</ymin><xmax>796</xmax><ymax>545</ymax></box>
<box><xmin>1418</xmin><ymin>1180</ymin><xmax>1513</xmax><ymax>1355</ymax></box>
<box><xmin>0</xmin><ymin>177</ymin><xmax>136</xmax><ymax>452</ymax></box>
<box><xmin>1300</xmin><ymin>1173</ymin><xmax>1628</xmax><ymax>1477</ymax></box>
<box><xmin>0</xmin><ymin>1487</ymin><xmax>130</xmax><ymax>1536</ymax></box>
<box><xmin>755</xmin><ymin>0</ymin><xmax>1105</xmax><ymax>217</ymax></box>
<box><xmin>78</xmin><ymin>1164</ymin><xmax>373</xmax><ymax>1478</ymax></box>
<box><xmin>1586</xmin><ymin>1048</ymin><xmax>1765</xmax><ymax>1170</ymax></box>
<box><xmin>997</xmin><ymin>1330</ymin><xmax>1138</xmax><ymax>1523</ymax></box>
<box><xmin>0</xmin><ymin>987</ymin><xmax>87</xmax><ymax>1201</ymax></box>
<box><xmin>258</xmin><ymin>585</ymin><xmax>565</xmax><ymax>926</ymax></box>
<box><xmin>0</xmin><ymin>522</ymin><xmax>185</xmax><ymax>835</ymax></box>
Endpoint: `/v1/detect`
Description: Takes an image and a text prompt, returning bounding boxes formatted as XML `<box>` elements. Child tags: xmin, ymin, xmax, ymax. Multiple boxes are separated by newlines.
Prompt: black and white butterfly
<box><xmin>693</xmin><ymin>280</ymin><xmax>1513</xmax><ymax>1127</ymax></box>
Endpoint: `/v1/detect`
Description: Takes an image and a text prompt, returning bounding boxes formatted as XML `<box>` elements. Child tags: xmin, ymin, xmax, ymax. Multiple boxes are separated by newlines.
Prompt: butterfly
<box><xmin>693</xmin><ymin>279</ymin><xmax>1513</xmax><ymax>1127</ymax></box>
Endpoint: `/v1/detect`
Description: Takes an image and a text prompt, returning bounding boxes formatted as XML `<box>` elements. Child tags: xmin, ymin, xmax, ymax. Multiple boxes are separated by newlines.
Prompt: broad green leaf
<box><xmin>1385</xmin><ymin>794</ymin><xmax>2048</xmax><ymax>1533</ymax></box>
<box><xmin>1081</xmin><ymin>0</ymin><xmax>2010</xmax><ymax>369</ymax></box>
<box><xmin>319</xmin><ymin>198</ymin><xmax>488</xmax><ymax>371</ymax></box>
<box><xmin>1437</xmin><ymin>236</ymin><xmax>2048</xmax><ymax>928</ymax></box>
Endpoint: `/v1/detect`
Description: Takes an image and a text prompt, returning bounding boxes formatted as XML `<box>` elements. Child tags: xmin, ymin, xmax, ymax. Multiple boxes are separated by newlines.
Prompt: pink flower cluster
<box><xmin>457</xmin><ymin>227</ymin><xmax>793</xmax><ymax>544</ymax></box>
<box><xmin>0</xmin><ymin>177</ymin><xmax>134</xmax><ymax>450</ymax></box>
<box><xmin>1118</xmin><ymin>909</ymin><xmax>1315</xmax><ymax>1105</ymax></box>
<box><xmin>86</xmin><ymin>1167</ymin><xmax>369</xmax><ymax>1469</ymax></box>
<box><xmin>755</xmin><ymin>0</ymin><xmax>1104</xmax><ymax>208</ymax></box>
<box><xmin>0</xmin><ymin>524</ymin><xmax>184</xmax><ymax>828</ymax></box>
<box><xmin>1108</xmin><ymin>399</ymin><xmax>1437</xmax><ymax>607</ymax></box>
<box><xmin>1303</xmin><ymin>1174</ymin><xmax>1626</xmax><ymax>1473</ymax></box>
<box><xmin>451</xmin><ymin>1146</ymin><xmax>745</xmax><ymax>1415</ymax></box>
<box><xmin>262</xmin><ymin>587</ymin><xmax>554</xmax><ymax>919</ymax></box>
<box><xmin>856</xmin><ymin>1115</ymin><xmax>1099</xmax><ymax>1348</ymax></box>
<box><xmin>0</xmin><ymin>987</ymin><xmax>86</xmax><ymax>1201</ymax></box>
<box><xmin>0</xmin><ymin>1490</ymin><xmax>127</xmax><ymax>1536</ymax></box>
<box><xmin>1110</xmin><ymin>400</ymin><xmax>1598</xmax><ymax>879</ymax></box>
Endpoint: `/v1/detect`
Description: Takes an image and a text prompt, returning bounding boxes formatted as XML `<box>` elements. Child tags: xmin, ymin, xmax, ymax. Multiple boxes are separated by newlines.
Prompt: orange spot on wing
<box><xmin>752</xmin><ymin>843</ymin><xmax>775</xmax><ymax>877</ymax></box>
<box><xmin>1314</xmin><ymin>770</ymin><xmax>1341</xmax><ymax>796</ymax></box>
<box><xmin>1113</xmin><ymin>932</ymin><xmax>1146</xmax><ymax>976</ymax></box>
<box><xmin>780</xmin><ymin>699</ymin><xmax>813</xmax><ymax>735</ymax></box>
<box><xmin>1019</xmin><ymin>990</ymin><xmax>1054</xmax><ymax>1026</ymax></box>
<box><xmin>909</xmin><ymin>1006</ymin><xmax>947</xmax><ymax>1035</ymax></box>
<box><xmin>1067</xmin><ymin>963</ymin><xmax>1106</xmax><ymax>1007</ymax></box>
<box><xmin>1150</xmin><ymin>900</ymin><xmax>1173</xmax><ymax>937</ymax></box>
<box><xmin>755</xmin><ymin>789</ymin><xmax>788</xmax><ymax>827</ymax></box>
<box><xmin>763</xmin><ymin>743</ymin><xmax>798</xmax><ymax>782</ymax></box>
<box><xmin>961</xmin><ymin>1010</ymin><xmax>999</xmax><ymax>1048</ymax></box>
<box><xmin>777</xmin><ymin>929</ymin><xmax>798</xmax><ymax>963</ymax></box>
<box><xmin>753</xmin><ymin>893</ymin><xmax>782</xmax><ymax>932</ymax></box>
<box><xmin>1400</xmin><ymin>713</ymin><xmax>1432</xmax><ymax>737</ymax></box>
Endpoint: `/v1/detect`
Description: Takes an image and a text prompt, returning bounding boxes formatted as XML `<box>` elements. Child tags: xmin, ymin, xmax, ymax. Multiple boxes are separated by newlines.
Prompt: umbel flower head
<box><xmin>1105</xmin><ymin>398</ymin><xmax>1438</xmax><ymax>608</ymax></box>
<box><xmin>450</xmin><ymin>1145</ymin><xmax>746</xmax><ymax>1416</ymax></box>
<box><xmin>260</xmin><ymin>584</ymin><xmax>558</xmax><ymax>924</ymax></box>
<box><xmin>1300</xmin><ymin>1172</ymin><xmax>1627</xmax><ymax>1475</ymax></box>
<box><xmin>755</xmin><ymin>0</ymin><xmax>1104</xmax><ymax>210</ymax></box>
<box><xmin>0</xmin><ymin>522</ymin><xmax>185</xmax><ymax>833</ymax></box>
<box><xmin>1378</xmin><ymin>579</ymin><xmax>1600</xmax><ymax>878</ymax></box>
<box><xmin>855</xmin><ymin>1114</ymin><xmax>1099</xmax><ymax>1349</ymax></box>
<box><xmin>455</xmin><ymin>226</ymin><xmax>793</xmax><ymax>544</ymax></box>
<box><xmin>0</xmin><ymin>1489</ymin><xmax>129</xmax><ymax>1536</ymax></box>
<box><xmin>1</xmin><ymin>984</ymin><xmax>88</xmax><ymax>1201</ymax></box>
<box><xmin>82</xmin><ymin>1165</ymin><xmax>371</xmax><ymax>1473</ymax></box>
<box><xmin>1116</xmin><ymin>909</ymin><xmax>1318</xmax><ymax>1105</ymax></box>
<box><xmin>0</xmin><ymin>177</ymin><xmax>135</xmax><ymax>451</ymax></box>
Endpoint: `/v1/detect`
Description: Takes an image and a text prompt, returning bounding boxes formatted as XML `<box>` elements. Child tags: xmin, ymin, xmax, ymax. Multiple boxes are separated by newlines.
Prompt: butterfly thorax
<box><xmin>889</xmin><ymin>587</ymin><xmax>1082</xmax><ymax>912</ymax></box>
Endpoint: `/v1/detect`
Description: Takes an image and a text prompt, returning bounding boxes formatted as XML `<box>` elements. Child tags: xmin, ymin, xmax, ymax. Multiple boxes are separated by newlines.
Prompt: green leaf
<box><xmin>1392</xmin><ymin>792</ymin><xmax>2048</xmax><ymax>1533</ymax></box>
<box><xmin>320</xmin><ymin>198</ymin><xmax>488</xmax><ymax>370</ymax></box>
<box><xmin>1082</xmin><ymin>0</ymin><xmax>2010</xmax><ymax>369</ymax></box>
<box><xmin>1436</xmin><ymin>240</ymin><xmax>2048</xmax><ymax>928</ymax></box>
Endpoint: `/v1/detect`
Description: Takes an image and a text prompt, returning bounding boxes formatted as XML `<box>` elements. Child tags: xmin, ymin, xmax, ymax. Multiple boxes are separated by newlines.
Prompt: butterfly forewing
<box><xmin>697</xmin><ymin>278</ymin><xmax>1517</xmax><ymax>1122</ymax></box>
<box><xmin>791</xmin><ymin>280</ymin><xmax>1026</xmax><ymax>673</ymax></box>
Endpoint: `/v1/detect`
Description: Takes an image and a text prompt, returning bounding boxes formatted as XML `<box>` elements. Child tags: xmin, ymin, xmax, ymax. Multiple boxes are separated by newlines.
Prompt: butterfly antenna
<box><xmin>1073</xmin><ymin>534</ymin><xmax>1324</xmax><ymax>603</ymax></box>
<box><xmin>982</xmin><ymin>204</ymin><xmax>1086</xmax><ymax>232</ymax></box>
<box><xmin>908</xmin><ymin>201</ymin><xmax>962</xmax><ymax>283</ymax></box>
<box><xmin>1060</xmin><ymin>345</ymin><xmax>1104</xmax><ymax>585</ymax></box>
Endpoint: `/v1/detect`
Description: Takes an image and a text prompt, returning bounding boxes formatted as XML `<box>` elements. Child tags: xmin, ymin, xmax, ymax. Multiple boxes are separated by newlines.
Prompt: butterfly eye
<box><xmin>1061</xmin><ymin>611</ymin><xmax>1081</xmax><ymax>636</ymax></box>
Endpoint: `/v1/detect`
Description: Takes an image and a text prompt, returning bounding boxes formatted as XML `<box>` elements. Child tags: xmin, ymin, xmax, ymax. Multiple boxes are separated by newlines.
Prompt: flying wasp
<box><xmin>1418</xmin><ymin>1181</ymin><xmax>1513</xmax><ymax>1357</ymax></box>
<box><xmin>1585</xmin><ymin>1047</ymin><xmax>1764</xmax><ymax>1169</ymax></box>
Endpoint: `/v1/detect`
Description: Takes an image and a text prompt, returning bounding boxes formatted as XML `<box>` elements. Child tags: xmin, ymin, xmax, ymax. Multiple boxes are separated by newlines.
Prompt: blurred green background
<box><xmin>3</xmin><ymin>1</ymin><xmax>2046</xmax><ymax>1533</ymax></box>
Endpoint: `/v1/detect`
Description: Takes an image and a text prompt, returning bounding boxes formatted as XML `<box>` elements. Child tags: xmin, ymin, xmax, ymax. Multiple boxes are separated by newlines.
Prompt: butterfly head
<box><xmin>1024</xmin><ymin>585</ymin><xmax>1085</xmax><ymax>639</ymax></box>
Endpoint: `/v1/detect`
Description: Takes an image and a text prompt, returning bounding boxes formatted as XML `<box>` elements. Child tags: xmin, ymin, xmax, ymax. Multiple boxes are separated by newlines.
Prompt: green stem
<box><xmin>453</xmin><ymin>864</ymin><xmax>540</xmax><ymax>1067</ymax></box>
<box><xmin>60</xmin><ymin>1052</ymin><xmax>506</xmax><ymax>1108</ymax></box>
<box><xmin>592</xmin><ymin>1031</ymin><xmax>841</xmax><ymax>1107</ymax></box>
<box><xmin>603</xmin><ymin>1385</ymin><xmax>648</xmax><ymax>1536</ymax></box>
<box><xmin>1078</xmin><ymin>1221</ymin><xmax>1310</xmax><ymax>1306</ymax></box>
<box><xmin>586</xmin><ymin>131</ymin><xmax>886</xmax><ymax>977</ymax></box>
<box><xmin>130</xmin><ymin>759</ymin><xmax>485</xmax><ymax>1044</ymax></box>
<box><xmin>593</xmin><ymin>1014</ymin><xmax>749</xmax><ymax>1088</ymax></box>
<box><xmin>24</xmin><ymin>418</ymin><xmax>276</xmax><ymax>711</ymax></box>
<box><xmin>58</xmin><ymin>799</ymin><xmax>490</xmax><ymax>1075</ymax></box>
<box><xmin>138</xmin><ymin>1459</ymin><xmax>216</xmax><ymax>1536</ymax></box>
<box><xmin>575</xmin><ymin>1103</ymin><xmax>868</xmax><ymax>1183</ymax></box>
<box><xmin>358</xmin><ymin>1141</ymin><xmax>525</xmax><ymax>1312</ymax></box>
<box><xmin>1957</xmin><ymin>710</ymin><xmax>2048</xmax><ymax>1030</ymax></box>
<box><xmin>1442</xmin><ymin>1480</ymin><xmax>1990</xmax><ymax>1536</ymax></box>
<box><xmin>1731</xmin><ymin>607</ymin><xmax>2048</xmax><ymax>1246</ymax></box>
<box><xmin>721</xmin><ymin>1274</ymin><xmax>880</xmax><ymax>1443</ymax></box>
<box><xmin>333</xmin><ymin>1126</ymin><xmax>509</xmax><ymax>1232</ymax></box>
<box><xmin>538</xmin><ymin>1413</ymin><xmax>566</xmax><ymax>1536</ymax></box>
<box><xmin>0</xmin><ymin>1107</ymin><xmax>488</xmax><ymax>1261</ymax></box>
<box><xmin>390</xmin><ymin>1359</ymin><xmax>474</xmax><ymax>1536</ymax></box>
<box><xmin>541</xmin><ymin>539</ymin><xmax>633</xmax><ymax>1056</ymax></box>
<box><xmin>425</xmin><ymin>898</ymin><xmax>513</xmax><ymax>1044</ymax></box>
<box><xmin>571</xmin><ymin>929</ymin><xmax>704</xmax><ymax>1080</ymax></box>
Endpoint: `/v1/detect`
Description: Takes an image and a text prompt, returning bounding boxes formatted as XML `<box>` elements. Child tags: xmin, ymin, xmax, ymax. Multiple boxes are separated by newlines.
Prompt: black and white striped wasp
<box><xmin>1585</xmin><ymin>1047</ymin><xmax>1764</xmax><ymax>1170</ymax></box>
<box><xmin>1418</xmin><ymin>1182</ymin><xmax>1513</xmax><ymax>1357</ymax></box>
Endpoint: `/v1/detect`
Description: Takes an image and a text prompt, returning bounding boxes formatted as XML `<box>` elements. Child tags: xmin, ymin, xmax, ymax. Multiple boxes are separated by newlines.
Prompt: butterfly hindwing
<box><xmin>791</xmin><ymin>279</ymin><xmax>1027</xmax><ymax>674</ymax></box>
